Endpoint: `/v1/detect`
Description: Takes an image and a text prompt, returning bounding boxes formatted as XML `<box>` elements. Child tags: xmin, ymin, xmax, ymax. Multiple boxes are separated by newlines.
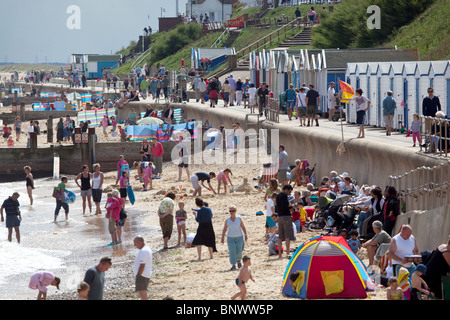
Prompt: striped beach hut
<box><xmin>346</xmin><ymin>60</ymin><xmax>450</xmax><ymax>130</ymax></box>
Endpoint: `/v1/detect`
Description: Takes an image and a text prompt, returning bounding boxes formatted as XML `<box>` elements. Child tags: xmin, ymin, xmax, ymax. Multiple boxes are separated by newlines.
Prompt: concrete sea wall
<box><xmin>179</xmin><ymin>103</ymin><xmax>444</xmax><ymax>188</ymax></box>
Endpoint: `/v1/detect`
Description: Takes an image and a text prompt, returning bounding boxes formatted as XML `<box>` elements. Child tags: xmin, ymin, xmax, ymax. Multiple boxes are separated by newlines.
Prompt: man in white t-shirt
<box><xmin>133</xmin><ymin>236</ymin><xmax>153</xmax><ymax>300</ymax></box>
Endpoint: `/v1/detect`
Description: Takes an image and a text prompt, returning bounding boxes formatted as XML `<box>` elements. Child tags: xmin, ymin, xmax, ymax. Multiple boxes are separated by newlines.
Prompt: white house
<box><xmin>185</xmin><ymin>0</ymin><xmax>235</xmax><ymax>22</ymax></box>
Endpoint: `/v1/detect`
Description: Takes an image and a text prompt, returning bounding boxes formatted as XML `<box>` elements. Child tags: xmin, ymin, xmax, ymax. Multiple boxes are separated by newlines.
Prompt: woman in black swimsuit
<box><xmin>24</xmin><ymin>166</ymin><xmax>34</xmax><ymax>205</ymax></box>
<box><xmin>75</xmin><ymin>165</ymin><xmax>93</xmax><ymax>215</ymax></box>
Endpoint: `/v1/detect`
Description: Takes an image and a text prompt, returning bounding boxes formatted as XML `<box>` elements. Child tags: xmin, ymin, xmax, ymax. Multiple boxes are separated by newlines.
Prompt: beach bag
<box><xmin>52</xmin><ymin>187</ymin><xmax>61</xmax><ymax>199</ymax></box>
<box><xmin>119</xmin><ymin>208</ymin><xmax>127</xmax><ymax>220</ymax></box>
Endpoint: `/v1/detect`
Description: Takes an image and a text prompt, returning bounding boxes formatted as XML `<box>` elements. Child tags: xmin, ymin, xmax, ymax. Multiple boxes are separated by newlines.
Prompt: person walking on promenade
<box><xmin>1</xmin><ymin>192</ymin><xmax>21</xmax><ymax>243</ymax></box>
<box><xmin>422</xmin><ymin>87</ymin><xmax>441</xmax><ymax>133</ymax></box>
<box><xmin>350</xmin><ymin>88</ymin><xmax>371</xmax><ymax>138</ymax></box>
<box><xmin>382</xmin><ymin>90</ymin><xmax>396</xmax><ymax>136</ymax></box>
<box><xmin>327</xmin><ymin>82</ymin><xmax>336</xmax><ymax>121</ymax></box>
<box><xmin>305</xmin><ymin>84</ymin><xmax>320</xmax><ymax>127</ymax></box>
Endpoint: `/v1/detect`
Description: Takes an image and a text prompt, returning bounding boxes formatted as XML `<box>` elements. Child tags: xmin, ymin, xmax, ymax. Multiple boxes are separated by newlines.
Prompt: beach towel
<box><xmin>126</xmin><ymin>125</ymin><xmax>157</xmax><ymax>142</ymax></box>
<box><xmin>173</xmin><ymin>108</ymin><xmax>183</xmax><ymax>124</ymax></box>
<box><xmin>77</xmin><ymin>111</ymin><xmax>87</xmax><ymax>125</ymax></box>
<box><xmin>396</xmin><ymin>266</ymin><xmax>411</xmax><ymax>300</ymax></box>
<box><xmin>85</xmin><ymin>110</ymin><xmax>98</xmax><ymax>127</ymax></box>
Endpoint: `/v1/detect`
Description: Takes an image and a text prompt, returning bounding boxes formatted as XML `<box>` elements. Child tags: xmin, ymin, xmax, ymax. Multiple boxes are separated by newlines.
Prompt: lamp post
<box><xmin>161</xmin><ymin>7</ymin><xmax>166</xmax><ymax>18</ymax></box>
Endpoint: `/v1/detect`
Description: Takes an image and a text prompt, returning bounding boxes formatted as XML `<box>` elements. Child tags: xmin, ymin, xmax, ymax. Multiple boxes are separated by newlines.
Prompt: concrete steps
<box><xmin>278</xmin><ymin>27</ymin><xmax>312</xmax><ymax>48</ymax></box>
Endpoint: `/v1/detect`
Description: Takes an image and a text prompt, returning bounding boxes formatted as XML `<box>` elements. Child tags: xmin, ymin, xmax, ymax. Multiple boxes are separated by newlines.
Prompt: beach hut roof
<box><xmin>430</xmin><ymin>60</ymin><xmax>449</xmax><ymax>76</ymax></box>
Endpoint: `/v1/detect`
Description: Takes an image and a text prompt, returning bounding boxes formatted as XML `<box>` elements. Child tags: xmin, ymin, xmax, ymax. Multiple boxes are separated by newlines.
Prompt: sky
<box><xmin>0</xmin><ymin>0</ymin><xmax>182</xmax><ymax>64</ymax></box>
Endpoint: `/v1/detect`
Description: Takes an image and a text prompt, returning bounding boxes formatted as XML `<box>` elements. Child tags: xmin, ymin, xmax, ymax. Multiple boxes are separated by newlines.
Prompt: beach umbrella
<box><xmin>137</xmin><ymin>117</ymin><xmax>164</xmax><ymax>126</ymax></box>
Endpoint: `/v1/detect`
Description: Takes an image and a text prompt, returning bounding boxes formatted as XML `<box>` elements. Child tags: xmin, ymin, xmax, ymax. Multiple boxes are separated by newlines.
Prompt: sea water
<box><xmin>0</xmin><ymin>177</ymin><xmax>153</xmax><ymax>300</ymax></box>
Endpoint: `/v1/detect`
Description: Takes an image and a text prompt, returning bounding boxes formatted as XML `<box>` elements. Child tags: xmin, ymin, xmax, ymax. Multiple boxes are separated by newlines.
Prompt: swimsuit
<box><xmin>235</xmin><ymin>278</ymin><xmax>245</xmax><ymax>286</ymax></box>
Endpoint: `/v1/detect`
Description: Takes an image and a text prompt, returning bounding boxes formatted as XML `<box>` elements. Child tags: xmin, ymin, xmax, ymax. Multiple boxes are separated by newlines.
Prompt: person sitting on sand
<box><xmin>231</xmin><ymin>256</ymin><xmax>255</xmax><ymax>300</ymax></box>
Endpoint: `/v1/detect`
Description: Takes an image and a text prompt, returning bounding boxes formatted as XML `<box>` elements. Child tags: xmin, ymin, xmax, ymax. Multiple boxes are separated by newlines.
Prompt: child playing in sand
<box><xmin>386</xmin><ymin>277</ymin><xmax>404</xmax><ymax>300</ymax></box>
<box><xmin>410</xmin><ymin>264</ymin><xmax>430</xmax><ymax>300</ymax></box>
<box><xmin>217</xmin><ymin>169</ymin><xmax>234</xmax><ymax>194</ymax></box>
<box><xmin>231</xmin><ymin>255</ymin><xmax>255</xmax><ymax>300</ymax></box>
<box><xmin>175</xmin><ymin>201</ymin><xmax>187</xmax><ymax>246</ymax></box>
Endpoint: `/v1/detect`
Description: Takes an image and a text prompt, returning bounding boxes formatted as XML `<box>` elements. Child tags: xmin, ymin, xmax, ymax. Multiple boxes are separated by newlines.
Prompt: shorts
<box><xmin>108</xmin><ymin>219</ymin><xmax>117</xmax><ymax>234</ymax></box>
<box><xmin>307</xmin><ymin>105</ymin><xmax>318</xmax><ymax>117</ymax></box>
<box><xmin>80</xmin><ymin>188</ymin><xmax>92</xmax><ymax>197</ymax></box>
<box><xmin>135</xmin><ymin>275</ymin><xmax>150</xmax><ymax>292</ymax></box>
<box><xmin>278</xmin><ymin>215</ymin><xmax>294</xmax><ymax>241</ymax></box>
<box><xmin>178</xmin><ymin>162</ymin><xmax>189</xmax><ymax>168</ymax></box>
<box><xmin>298</xmin><ymin>107</ymin><xmax>307</xmax><ymax>117</ymax></box>
<box><xmin>384</xmin><ymin>114</ymin><xmax>394</xmax><ymax>127</ymax></box>
<box><xmin>190</xmin><ymin>175</ymin><xmax>200</xmax><ymax>190</ymax></box>
<box><xmin>235</xmin><ymin>278</ymin><xmax>245</xmax><ymax>286</ymax></box>
<box><xmin>119</xmin><ymin>187</ymin><xmax>127</xmax><ymax>199</ymax></box>
<box><xmin>286</xmin><ymin>100</ymin><xmax>295</xmax><ymax>109</ymax></box>
<box><xmin>357</xmin><ymin>110</ymin><xmax>366</xmax><ymax>125</ymax></box>
<box><xmin>5</xmin><ymin>214</ymin><xmax>20</xmax><ymax>228</ymax></box>
<box><xmin>92</xmin><ymin>189</ymin><xmax>102</xmax><ymax>203</ymax></box>
<box><xmin>278</xmin><ymin>169</ymin><xmax>288</xmax><ymax>182</ymax></box>
<box><xmin>266</xmin><ymin>216</ymin><xmax>276</xmax><ymax>228</ymax></box>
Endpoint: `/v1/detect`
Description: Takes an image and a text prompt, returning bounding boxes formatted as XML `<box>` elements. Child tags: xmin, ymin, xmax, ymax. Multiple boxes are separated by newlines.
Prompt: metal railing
<box><xmin>388</xmin><ymin>160</ymin><xmax>450</xmax><ymax>212</ymax></box>
<box><xmin>131</xmin><ymin>47</ymin><xmax>152</xmax><ymax>70</ymax></box>
<box><xmin>398</xmin><ymin>181</ymin><xmax>450</xmax><ymax>212</ymax></box>
<box><xmin>420</xmin><ymin>115</ymin><xmax>449</xmax><ymax>157</ymax></box>
<box><xmin>265</xmin><ymin>97</ymin><xmax>280</xmax><ymax>123</ymax></box>
<box><xmin>211</xmin><ymin>28</ymin><xmax>230</xmax><ymax>48</ymax></box>
<box><xmin>235</xmin><ymin>18</ymin><xmax>303</xmax><ymax>62</ymax></box>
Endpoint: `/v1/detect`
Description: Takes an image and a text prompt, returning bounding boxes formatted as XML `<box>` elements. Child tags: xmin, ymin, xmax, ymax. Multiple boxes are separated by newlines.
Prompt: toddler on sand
<box><xmin>231</xmin><ymin>256</ymin><xmax>255</xmax><ymax>300</ymax></box>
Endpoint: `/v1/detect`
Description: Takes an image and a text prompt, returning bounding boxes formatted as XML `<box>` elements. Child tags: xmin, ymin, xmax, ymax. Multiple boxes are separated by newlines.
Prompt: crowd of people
<box><xmin>1</xmin><ymin>131</ymin><xmax>449</xmax><ymax>301</ymax></box>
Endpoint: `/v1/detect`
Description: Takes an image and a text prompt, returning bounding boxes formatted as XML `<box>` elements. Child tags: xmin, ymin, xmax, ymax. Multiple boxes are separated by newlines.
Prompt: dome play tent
<box><xmin>282</xmin><ymin>235</ymin><xmax>374</xmax><ymax>299</ymax></box>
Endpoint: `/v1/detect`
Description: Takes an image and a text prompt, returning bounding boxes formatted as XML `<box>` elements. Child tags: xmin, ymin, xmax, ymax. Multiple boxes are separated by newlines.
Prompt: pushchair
<box><xmin>306</xmin><ymin>195</ymin><xmax>352</xmax><ymax>232</ymax></box>
<box><xmin>328</xmin><ymin>195</ymin><xmax>359</xmax><ymax>233</ymax></box>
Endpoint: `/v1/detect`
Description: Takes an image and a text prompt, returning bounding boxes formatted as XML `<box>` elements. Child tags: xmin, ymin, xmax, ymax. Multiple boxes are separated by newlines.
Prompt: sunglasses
<box><xmin>229</xmin><ymin>209</ymin><xmax>236</xmax><ymax>212</ymax></box>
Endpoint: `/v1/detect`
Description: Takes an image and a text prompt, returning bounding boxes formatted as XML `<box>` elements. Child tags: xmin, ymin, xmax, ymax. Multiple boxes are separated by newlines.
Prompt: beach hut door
<box><xmin>403</xmin><ymin>79</ymin><xmax>409</xmax><ymax>131</ymax></box>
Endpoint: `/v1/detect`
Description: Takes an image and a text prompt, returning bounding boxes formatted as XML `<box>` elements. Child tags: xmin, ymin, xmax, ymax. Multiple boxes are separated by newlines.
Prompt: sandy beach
<box><xmin>0</xmin><ymin>104</ymin><xmax>392</xmax><ymax>300</ymax></box>
<box><xmin>40</xmin><ymin>154</ymin><xmax>388</xmax><ymax>301</ymax></box>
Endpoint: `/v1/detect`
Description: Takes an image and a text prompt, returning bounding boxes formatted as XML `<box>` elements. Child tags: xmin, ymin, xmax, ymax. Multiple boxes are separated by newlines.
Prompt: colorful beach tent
<box><xmin>282</xmin><ymin>235</ymin><xmax>373</xmax><ymax>299</ymax></box>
